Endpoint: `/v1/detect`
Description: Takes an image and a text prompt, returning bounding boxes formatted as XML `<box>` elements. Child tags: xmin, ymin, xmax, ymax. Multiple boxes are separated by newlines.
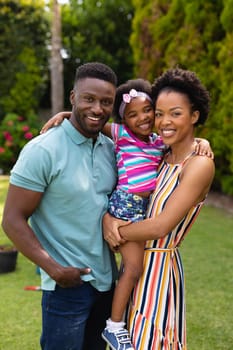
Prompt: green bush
<box><xmin>0</xmin><ymin>113</ymin><xmax>40</xmax><ymax>174</ymax></box>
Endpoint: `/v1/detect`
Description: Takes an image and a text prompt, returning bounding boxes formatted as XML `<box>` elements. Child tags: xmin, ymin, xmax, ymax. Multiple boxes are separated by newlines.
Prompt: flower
<box><xmin>22</xmin><ymin>125</ymin><xmax>30</xmax><ymax>132</ymax></box>
<box><xmin>24</xmin><ymin>132</ymin><xmax>33</xmax><ymax>140</ymax></box>
<box><xmin>0</xmin><ymin>113</ymin><xmax>40</xmax><ymax>174</ymax></box>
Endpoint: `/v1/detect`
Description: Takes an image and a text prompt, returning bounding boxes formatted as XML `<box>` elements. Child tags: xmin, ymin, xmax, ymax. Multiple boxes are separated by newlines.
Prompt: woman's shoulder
<box><xmin>182</xmin><ymin>154</ymin><xmax>215</xmax><ymax>180</ymax></box>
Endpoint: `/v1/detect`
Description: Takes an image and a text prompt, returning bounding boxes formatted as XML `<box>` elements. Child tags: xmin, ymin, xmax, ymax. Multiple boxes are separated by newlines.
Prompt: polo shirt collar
<box><xmin>61</xmin><ymin>118</ymin><xmax>106</xmax><ymax>145</ymax></box>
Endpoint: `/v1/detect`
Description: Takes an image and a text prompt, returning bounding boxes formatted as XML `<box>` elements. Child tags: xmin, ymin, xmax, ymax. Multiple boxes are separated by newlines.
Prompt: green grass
<box><xmin>181</xmin><ymin>205</ymin><xmax>233</xmax><ymax>349</ymax></box>
<box><xmin>0</xmin><ymin>176</ymin><xmax>41</xmax><ymax>350</ymax></box>
<box><xmin>0</xmin><ymin>176</ymin><xmax>233</xmax><ymax>349</ymax></box>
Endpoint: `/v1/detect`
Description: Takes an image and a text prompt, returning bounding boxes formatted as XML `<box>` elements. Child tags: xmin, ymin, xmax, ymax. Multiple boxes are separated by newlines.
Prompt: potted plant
<box><xmin>0</xmin><ymin>244</ymin><xmax>18</xmax><ymax>273</ymax></box>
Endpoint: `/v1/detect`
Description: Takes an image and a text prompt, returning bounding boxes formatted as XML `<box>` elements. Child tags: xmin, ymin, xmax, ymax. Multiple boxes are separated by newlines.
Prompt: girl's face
<box><xmin>154</xmin><ymin>91</ymin><xmax>199</xmax><ymax>146</ymax></box>
<box><xmin>123</xmin><ymin>97</ymin><xmax>155</xmax><ymax>142</ymax></box>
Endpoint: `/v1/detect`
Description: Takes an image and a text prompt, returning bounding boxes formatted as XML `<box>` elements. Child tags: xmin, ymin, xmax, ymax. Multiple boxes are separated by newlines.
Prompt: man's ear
<box><xmin>70</xmin><ymin>90</ymin><xmax>74</xmax><ymax>105</ymax></box>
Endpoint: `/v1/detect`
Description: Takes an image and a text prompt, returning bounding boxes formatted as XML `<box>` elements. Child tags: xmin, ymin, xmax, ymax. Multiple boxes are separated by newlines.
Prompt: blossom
<box><xmin>24</xmin><ymin>132</ymin><xmax>33</xmax><ymax>140</ymax></box>
<box><xmin>0</xmin><ymin>112</ymin><xmax>39</xmax><ymax>174</ymax></box>
<box><xmin>3</xmin><ymin>131</ymin><xmax>13</xmax><ymax>141</ymax></box>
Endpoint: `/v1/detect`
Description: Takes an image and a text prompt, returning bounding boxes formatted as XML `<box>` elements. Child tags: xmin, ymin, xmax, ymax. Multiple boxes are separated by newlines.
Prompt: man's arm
<box><xmin>2</xmin><ymin>184</ymin><xmax>90</xmax><ymax>287</ymax></box>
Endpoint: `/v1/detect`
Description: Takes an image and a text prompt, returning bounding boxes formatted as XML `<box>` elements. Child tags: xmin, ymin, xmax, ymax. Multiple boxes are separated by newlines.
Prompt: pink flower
<box><xmin>0</xmin><ymin>147</ymin><xmax>5</xmax><ymax>154</ymax></box>
<box><xmin>22</xmin><ymin>125</ymin><xmax>30</xmax><ymax>132</ymax></box>
<box><xmin>17</xmin><ymin>116</ymin><xmax>24</xmax><ymax>121</ymax></box>
<box><xmin>24</xmin><ymin>132</ymin><xmax>33</xmax><ymax>140</ymax></box>
<box><xmin>3</xmin><ymin>131</ymin><xmax>13</xmax><ymax>141</ymax></box>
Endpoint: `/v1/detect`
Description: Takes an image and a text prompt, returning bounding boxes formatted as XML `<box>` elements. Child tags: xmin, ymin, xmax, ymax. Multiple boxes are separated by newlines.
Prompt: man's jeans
<box><xmin>40</xmin><ymin>282</ymin><xmax>114</xmax><ymax>350</ymax></box>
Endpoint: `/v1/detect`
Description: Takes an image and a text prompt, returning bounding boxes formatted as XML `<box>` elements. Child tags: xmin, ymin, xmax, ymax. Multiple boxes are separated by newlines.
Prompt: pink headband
<box><xmin>119</xmin><ymin>89</ymin><xmax>152</xmax><ymax>118</ymax></box>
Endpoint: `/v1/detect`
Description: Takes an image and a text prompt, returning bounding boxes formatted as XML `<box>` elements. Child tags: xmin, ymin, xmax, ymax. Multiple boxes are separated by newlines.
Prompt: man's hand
<box><xmin>50</xmin><ymin>266</ymin><xmax>91</xmax><ymax>288</ymax></box>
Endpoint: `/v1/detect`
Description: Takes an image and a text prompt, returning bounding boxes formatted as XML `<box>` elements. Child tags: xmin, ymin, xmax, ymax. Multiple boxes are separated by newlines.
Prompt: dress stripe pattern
<box><xmin>127</xmin><ymin>154</ymin><xmax>204</xmax><ymax>349</ymax></box>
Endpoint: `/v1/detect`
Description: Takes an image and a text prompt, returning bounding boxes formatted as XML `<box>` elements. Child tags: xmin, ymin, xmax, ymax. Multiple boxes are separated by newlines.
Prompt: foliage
<box><xmin>0</xmin><ymin>113</ymin><xmax>40</xmax><ymax>174</ymax></box>
<box><xmin>0</xmin><ymin>0</ymin><xmax>49</xmax><ymax>119</ymax></box>
<box><xmin>60</xmin><ymin>0</ymin><xmax>134</xmax><ymax>106</ymax></box>
<box><xmin>131</xmin><ymin>0</ymin><xmax>233</xmax><ymax>195</ymax></box>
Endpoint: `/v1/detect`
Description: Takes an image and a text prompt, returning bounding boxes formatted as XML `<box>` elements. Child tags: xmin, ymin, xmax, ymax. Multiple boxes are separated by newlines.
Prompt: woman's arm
<box><xmin>114</xmin><ymin>156</ymin><xmax>215</xmax><ymax>242</ymax></box>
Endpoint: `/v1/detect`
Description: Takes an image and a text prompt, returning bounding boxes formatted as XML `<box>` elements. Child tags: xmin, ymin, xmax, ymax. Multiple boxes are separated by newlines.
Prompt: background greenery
<box><xmin>0</xmin><ymin>0</ymin><xmax>233</xmax><ymax>194</ymax></box>
<box><xmin>0</xmin><ymin>176</ymin><xmax>233</xmax><ymax>349</ymax></box>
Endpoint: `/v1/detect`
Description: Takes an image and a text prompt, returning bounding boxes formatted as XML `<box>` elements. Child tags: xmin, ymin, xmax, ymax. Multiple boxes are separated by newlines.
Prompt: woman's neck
<box><xmin>166</xmin><ymin>139</ymin><xmax>196</xmax><ymax>164</ymax></box>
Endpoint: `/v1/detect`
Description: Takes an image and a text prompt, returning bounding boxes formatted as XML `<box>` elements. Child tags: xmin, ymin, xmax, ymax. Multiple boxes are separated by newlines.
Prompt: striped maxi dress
<box><xmin>127</xmin><ymin>154</ymin><xmax>205</xmax><ymax>350</ymax></box>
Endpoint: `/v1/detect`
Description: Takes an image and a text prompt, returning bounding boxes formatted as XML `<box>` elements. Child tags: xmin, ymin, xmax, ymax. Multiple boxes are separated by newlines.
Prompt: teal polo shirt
<box><xmin>10</xmin><ymin>119</ymin><xmax>118</xmax><ymax>291</ymax></box>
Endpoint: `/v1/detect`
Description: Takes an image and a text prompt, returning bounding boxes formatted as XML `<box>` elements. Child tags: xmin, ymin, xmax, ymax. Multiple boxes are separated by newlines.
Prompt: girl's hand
<box><xmin>103</xmin><ymin>212</ymin><xmax>129</xmax><ymax>250</ymax></box>
<box><xmin>195</xmin><ymin>138</ymin><xmax>214</xmax><ymax>159</ymax></box>
<box><xmin>40</xmin><ymin>111</ymin><xmax>71</xmax><ymax>134</ymax></box>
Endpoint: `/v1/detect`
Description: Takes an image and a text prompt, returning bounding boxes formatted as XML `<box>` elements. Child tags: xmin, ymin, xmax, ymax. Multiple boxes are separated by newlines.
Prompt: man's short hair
<box><xmin>74</xmin><ymin>62</ymin><xmax>117</xmax><ymax>87</ymax></box>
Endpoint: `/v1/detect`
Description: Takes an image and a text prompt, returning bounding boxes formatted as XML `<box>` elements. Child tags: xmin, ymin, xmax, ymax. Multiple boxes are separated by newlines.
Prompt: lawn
<box><xmin>0</xmin><ymin>176</ymin><xmax>233</xmax><ymax>349</ymax></box>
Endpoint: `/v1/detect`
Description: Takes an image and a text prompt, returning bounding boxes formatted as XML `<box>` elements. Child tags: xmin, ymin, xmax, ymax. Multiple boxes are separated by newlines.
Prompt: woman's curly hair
<box><xmin>113</xmin><ymin>78</ymin><xmax>153</xmax><ymax>123</ymax></box>
<box><xmin>151</xmin><ymin>68</ymin><xmax>210</xmax><ymax>126</ymax></box>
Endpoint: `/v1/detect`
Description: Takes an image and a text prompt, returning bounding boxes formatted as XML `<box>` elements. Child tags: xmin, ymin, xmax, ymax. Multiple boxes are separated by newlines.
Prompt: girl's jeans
<box><xmin>40</xmin><ymin>282</ymin><xmax>114</xmax><ymax>350</ymax></box>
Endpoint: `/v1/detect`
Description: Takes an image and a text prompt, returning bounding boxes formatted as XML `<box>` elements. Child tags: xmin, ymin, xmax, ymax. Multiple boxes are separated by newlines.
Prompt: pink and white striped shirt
<box><xmin>111</xmin><ymin>123</ymin><xmax>165</xmax><ymax>193</ymax></box>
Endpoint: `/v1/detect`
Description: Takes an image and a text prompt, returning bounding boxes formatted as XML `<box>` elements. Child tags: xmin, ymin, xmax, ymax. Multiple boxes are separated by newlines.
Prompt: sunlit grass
<box><xmin>0</xmin><ymin>176</ymin><xmax>232</xmax><ymax>349</ymax></box>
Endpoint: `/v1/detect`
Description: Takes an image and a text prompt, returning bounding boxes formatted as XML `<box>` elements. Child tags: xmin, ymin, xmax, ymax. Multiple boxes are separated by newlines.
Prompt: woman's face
<box><xmin>123</xmin><ymin>97</ymin><xmax>155</xmax><ymax>142</ymax></box>
<box><xmin>154</xmin><ymin>91</ymin><xmax>199</xmax><ymax>146</ymax></box>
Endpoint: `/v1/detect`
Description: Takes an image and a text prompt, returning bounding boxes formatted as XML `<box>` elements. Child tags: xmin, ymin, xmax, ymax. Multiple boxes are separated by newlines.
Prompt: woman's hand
<box><xmin>103</xmin><ymin>212</ymin><xmax>129</xmax><ymax>251</ymax></box>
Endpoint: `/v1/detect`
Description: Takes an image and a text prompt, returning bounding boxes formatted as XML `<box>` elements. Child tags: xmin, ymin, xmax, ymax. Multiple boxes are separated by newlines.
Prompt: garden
<box><xmin>0</xmin><ymin>176</ymin><xmax>233</xmax><ymax>349</ymax></box>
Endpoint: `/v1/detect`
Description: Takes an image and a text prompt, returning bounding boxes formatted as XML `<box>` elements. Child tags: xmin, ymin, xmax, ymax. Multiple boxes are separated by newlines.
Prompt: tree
<box><xmin>50</xmin><ymin>0</ymin><xmax>64</xmax><ymax>115</ymax></box>
<box><xmin>0</xmin><ymin>0</ymin><xmax>49</xmax><ymax>118</ymax></box>
<box><xmin>60</xmin><ymin>0</ymin><xmax>134</xmax><ymax>106</ymax></box>
<box><xmin>131</xmin><ymin>0</ymin><xmax>233</xmax><ymax>195</ymax></box>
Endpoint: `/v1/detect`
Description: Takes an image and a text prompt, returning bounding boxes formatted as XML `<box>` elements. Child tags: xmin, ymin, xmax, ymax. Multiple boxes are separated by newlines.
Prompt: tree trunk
<box><xmin>50</xmin><ymin>0</ymin><xmax>64</xmax><ymax>115</ymax></box>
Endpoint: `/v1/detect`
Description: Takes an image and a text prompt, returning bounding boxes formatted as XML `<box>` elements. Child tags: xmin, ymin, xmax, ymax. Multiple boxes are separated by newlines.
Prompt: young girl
<box><xmin>41</xmin><ymin>78</ymin><xmax>213</xmax><ymax>350</ymax></box>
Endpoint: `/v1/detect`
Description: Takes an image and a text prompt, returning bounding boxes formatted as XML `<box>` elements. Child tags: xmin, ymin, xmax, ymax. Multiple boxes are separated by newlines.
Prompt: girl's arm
<box><xmin>102</xmin><ymin>122</ymin><xmax>112</xmax><ymax>138</ymax></box>
<box><xmin>195</xmin><ymin>138</ymin><xmax>214</xmax><ymax>159</ymax></box>
<box><xmin>40</xmin><ymin>111</ymin><xmax>71</xmax><ymax>133</ymax></box>
<box><xmin>40</xmin><ymin>111</ymin><xmax>113</xmax><ymax>139</ymax></box>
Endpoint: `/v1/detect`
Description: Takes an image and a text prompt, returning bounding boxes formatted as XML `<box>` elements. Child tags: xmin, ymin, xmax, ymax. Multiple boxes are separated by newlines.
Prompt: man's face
<box><xmin>69</xmin><ymin>77</ymin><xmax>116</xmax><ymax>139</ymax></box>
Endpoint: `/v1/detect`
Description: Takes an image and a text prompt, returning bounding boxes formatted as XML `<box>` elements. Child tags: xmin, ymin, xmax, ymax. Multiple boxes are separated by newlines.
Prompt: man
<box><xmin>2</xmin><ymin>62</ymin><xmax>118</xmax><ymax>350</ymax></box>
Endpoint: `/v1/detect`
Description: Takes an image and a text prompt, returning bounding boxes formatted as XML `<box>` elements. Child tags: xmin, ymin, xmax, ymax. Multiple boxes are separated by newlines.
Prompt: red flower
<box><xmin>0</xmin><ymin>147</ymin><xmax>5</xmax><ymax>154</ymax></box>
<box><xmin>3</xmin><ymin>131</ymin><xmax>13</xmax><ymax>141</ymax></box>
<box><xmin>24</xmin><ymin>132</ymin><xmax>33</xmax><ymax>140</ymax></box>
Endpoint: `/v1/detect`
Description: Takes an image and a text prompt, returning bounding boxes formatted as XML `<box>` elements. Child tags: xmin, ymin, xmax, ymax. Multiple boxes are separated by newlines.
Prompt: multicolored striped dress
<box><xmin>127</xmin><ymin>153</ymin><xmax>205</xmax><ymax>350</ymax></box>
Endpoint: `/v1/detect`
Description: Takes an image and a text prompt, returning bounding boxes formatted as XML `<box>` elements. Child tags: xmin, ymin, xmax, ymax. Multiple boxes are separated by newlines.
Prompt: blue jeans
<box><xmin>40</xmin><ymin>282</ymin><xmax>115</xmax><ymax>350</ymax></box>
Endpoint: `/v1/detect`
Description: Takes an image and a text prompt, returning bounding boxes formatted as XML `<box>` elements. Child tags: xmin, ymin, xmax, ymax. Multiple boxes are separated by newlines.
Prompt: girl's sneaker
<box><xmin>102</xmin><ymin>327</ymin><xmax>134</xmax><ymax>350</ymax></box>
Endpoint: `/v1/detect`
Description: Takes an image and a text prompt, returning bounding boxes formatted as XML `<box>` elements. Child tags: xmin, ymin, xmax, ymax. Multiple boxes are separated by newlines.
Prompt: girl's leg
<box><xmin>102</xmin><ymin>242</ymin><xmax>144</xmax><ymax>349</ymax></box>
<box><xmin>111</xmin><ymin>241</ymin><xmax>145</xmax><ymax>322</ymax></box>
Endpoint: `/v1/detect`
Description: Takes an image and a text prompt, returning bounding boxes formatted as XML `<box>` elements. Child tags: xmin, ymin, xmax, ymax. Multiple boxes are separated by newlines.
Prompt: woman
<box><xmin>103</xmin><ymin>68</ymin><xmax>215</xmax><ymax>349</ymax></box>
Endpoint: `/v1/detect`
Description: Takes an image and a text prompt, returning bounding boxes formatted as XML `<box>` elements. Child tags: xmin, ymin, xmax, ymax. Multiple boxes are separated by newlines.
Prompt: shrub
<box><xmin>0</xmin><ymin>113</ymin><xmax>40</xmax><ymax>174</ymax></box>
